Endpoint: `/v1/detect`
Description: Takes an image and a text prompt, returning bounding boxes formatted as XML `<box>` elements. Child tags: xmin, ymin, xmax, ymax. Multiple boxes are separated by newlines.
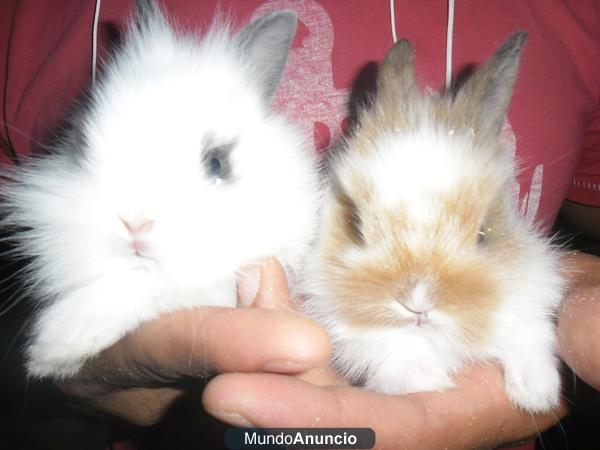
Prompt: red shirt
<box><xmin>1</xmin><ymin>0</ymin><xmax>599</xmax><ymax>224</ymax></box>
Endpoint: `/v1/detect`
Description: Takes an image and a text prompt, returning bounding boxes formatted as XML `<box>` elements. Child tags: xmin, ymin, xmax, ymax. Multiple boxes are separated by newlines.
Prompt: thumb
<box><xmin>237</xmin><ymin>258</ymin><xmax>296</xmax><ymax>312</ymax></box>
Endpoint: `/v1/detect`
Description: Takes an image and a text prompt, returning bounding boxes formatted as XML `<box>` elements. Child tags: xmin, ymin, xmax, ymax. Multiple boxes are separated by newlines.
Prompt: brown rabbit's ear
<box><xmin>377</xmin><ymin>40</ymin><xmax>419</xmax><ymax>105</ymax></box>
<box><xmin>453</xmin><ymin>32</ymin><xmax>528</xmax><ymax>136</ymax></box>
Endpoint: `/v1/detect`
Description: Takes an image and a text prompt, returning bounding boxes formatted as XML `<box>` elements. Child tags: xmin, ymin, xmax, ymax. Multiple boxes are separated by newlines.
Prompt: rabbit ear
<box><xmin>134</xmin><ymin>0</ymin><xmax>168</xmax><ymax>31</ymax></box>
<box><xmin>453</xmin><ymin>32</ymin><xmax>527</xmax><ymax>136</ymax></box>
<box><xmin>377</xmin><ymin>40</ymin><xmax>419</xmax><ymax>105</ymax></box>
<box><xmin>235</xmin><ymin>11</ymin><xmax>297</xmax><ymax>104</ymax></box>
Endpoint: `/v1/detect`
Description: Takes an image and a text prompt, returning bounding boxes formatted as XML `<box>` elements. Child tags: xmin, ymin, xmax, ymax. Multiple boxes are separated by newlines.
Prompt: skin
<box><xmin>558</xmin><ymin>251</ymin><xmax>600</xmax><ymax>391</ymax></box>
<box><xmin>557</xmin><ymin>202</ymin><xmax>600</xmax><ymax>390</ymax></box>
<box><xmin>58</xmin><ymin>246</ymin><xmax>600</xmax><ymax>449</ymax></box>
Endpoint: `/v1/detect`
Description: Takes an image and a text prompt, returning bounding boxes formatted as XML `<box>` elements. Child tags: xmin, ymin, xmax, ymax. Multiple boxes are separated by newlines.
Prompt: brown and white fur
<box><xmin>301</xmin><ymin>32</ymin><xmax>565</xmax><ymax>413</ymax></box>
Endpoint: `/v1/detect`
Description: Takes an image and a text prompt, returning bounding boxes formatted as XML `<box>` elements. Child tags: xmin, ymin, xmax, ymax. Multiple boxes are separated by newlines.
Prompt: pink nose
<box><xmin>120</xmin><ymin>217</ymin><xmax>155</xmax><ymax>235</ymax></box>
<box><xmin>120</xmin><ymin>217</ymin><xmax>155</xmax><ymax>258</ymax></box>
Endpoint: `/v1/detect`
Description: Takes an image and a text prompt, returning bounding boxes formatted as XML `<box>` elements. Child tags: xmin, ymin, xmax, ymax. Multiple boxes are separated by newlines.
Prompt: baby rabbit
<box><xmin>301</xmin><ymin>32</ymin><xmax>565</xmax><ymax>413</ymax></box>
<box><xmin>0</xmin><ymin>1</ymin><xmax>320</xmax><ymax>379</ymax></box>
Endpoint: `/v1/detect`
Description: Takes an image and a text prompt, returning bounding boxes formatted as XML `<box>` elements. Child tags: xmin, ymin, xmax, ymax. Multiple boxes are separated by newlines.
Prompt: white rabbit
<box><xmin>0</xmin><ymin>1</ymin><xmax>320</xmax><ymax>379</ymax></box>
<box><xmin>301</xmin><ymin>32</ymin><xmax>565</xmax><ymax>413</ymax></box>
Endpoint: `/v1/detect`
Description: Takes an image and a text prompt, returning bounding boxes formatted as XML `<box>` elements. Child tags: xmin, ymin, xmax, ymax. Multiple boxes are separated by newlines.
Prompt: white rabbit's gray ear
<box><xmin>453</xmin><ymin>32</ymin><xmax>528</xmax><ymax>136</ymax></box>
<box><xmin>235</xmin><ymin>11</ymin><xmax>297</xmax><ymax>103</ymax></box>
<box><xmin>377</xmin><ymin>40</ymin><xmax>419</xmax><ymax>105</ymax></box>
<box><xmin>135</xmin><ymin>0</ymin><xmax>168</xmax><ymax>31</ymax></box>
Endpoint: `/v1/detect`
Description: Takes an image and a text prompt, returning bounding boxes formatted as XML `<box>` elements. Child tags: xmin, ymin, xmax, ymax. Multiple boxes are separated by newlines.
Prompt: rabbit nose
<box><xmin>120</xmin><ymin>217</ymin><xmax>155</xmax><ymax>235</ymax></box>
<box><xmin>402</xmin><ymin>282</ymin><xmax>433</xmax><ymax>314</ymax></box>
<box><xmin>400</xmin><ymin>303</ymin><xmax>430</xmax><ymax>315</ymax></box>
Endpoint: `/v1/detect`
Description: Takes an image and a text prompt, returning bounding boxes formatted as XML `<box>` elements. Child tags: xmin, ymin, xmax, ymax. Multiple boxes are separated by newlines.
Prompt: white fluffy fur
<box><xmin>367</xmin><ymin>130</ymin><xmax>472</xmax><ymax>212</ymax></box>
<box><xmin>2</xmin><ymin>9</ymin><xmax>320</xmax><ymax>378</ymax></box>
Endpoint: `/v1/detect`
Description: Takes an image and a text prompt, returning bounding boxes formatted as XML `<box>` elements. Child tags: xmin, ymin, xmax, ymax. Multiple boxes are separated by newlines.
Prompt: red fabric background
<box><xmin>1</xmin><ymin>0</ymin><xmax>599</xmax><ymax>219</ymax></box>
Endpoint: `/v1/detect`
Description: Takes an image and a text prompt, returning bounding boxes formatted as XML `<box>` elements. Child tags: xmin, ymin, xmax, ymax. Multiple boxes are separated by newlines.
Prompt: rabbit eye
<box><xmin>477</xmin><ymin>228</ymin><xmax>487</xmax><ymax>245</ymax></box>
<box><xmin>336</xmin><ymin>187</ymin><xmax>364</xmax><ymax>246</ymax></box>
<box><xmin>348</xmin><ymin>203</ymin><xmax>364</xmax><ymax>244</ymax></box>
<box><xmin>202</xmin><ymin>140</ymin><xmax>236</xmax><ymax>183</ymax></box>
<box><xmin>208</xmin><ymin>155</ymin><xmax>223</xmax><ymax>178</ymax></box>
<box><xmin>477</xmin><ymin>227</ymin><xmax>492</xmax><ymax>245</ymax></box>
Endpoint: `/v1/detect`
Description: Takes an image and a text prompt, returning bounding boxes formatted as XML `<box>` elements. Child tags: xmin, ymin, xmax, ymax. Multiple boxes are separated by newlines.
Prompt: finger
<box><xmin>238</xmin><ymin>258</ymin><xmax>336</xmax><ymax>385</ymax></box>
<box><xmin>558</xmin><ymin>252</ymin><xmax>600</xmax><ymax>389</ymax></box>
<box><xmin>294</xmin><ymin>365</ymin><xmax>349</xmax><ymax>387</ymax></box>
<box><xmin>238</xmin><ymin>258</ymin><xmax>296</xmax><ymax>311</ymax></box>
<box><xmin>76</xmin><ymin>306</ymin><xmax>330</xmax><ymax>384</ymax></box>
<box><xmin>237</xmin><ymin>262</ymin><xmax>263</xmax><ymax>308</ymax></box>
<box><xmin>138</xmin><ymin>306</ymin><xmax>331</xmax><ymax>376</ymax></box>
<box><xmin>204</xmin><ymin>371</ymin><xmax>436</xmax><ymax>448</ymax></box>
<box><xmin>203</xmin><ymin>364</ymin><xmax>565</xmax><ymax>450</ymax></box>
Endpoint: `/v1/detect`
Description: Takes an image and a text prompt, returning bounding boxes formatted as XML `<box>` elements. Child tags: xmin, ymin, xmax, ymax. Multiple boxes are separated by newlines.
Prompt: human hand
<box><xmin>56</xmin><ymin>259</ymin><xmax>331</xmax><ymax>426</ymax></box>
<box><xmin>203</xmin><ymin>259</ymin><xmax>567</xmax><ymax>450</ymax></box>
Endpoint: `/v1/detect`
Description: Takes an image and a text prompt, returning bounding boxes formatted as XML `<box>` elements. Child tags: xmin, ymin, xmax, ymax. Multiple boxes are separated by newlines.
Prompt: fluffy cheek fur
<box><xmin>316</xmin><ymin>240</ymin><xmax>502</xmax><ymax>347</ymax></box>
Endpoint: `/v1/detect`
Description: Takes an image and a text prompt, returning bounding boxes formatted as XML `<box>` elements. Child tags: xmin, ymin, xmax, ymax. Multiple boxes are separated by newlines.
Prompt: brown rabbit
<box><xmin>301</xmin><ymin>32</ymin><xmax>565</xmax><ymax>413</ymax></box>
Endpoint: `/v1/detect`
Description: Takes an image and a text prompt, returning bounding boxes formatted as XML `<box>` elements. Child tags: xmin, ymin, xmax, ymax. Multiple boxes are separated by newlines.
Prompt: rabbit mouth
<box><xmin>130</xmin><ymin>239</ymin><xmax>149</xmax><ymax>258</ymax></box>
<box><xmin>395</xmin><ymin>282</ymin><xmax>434</xmax><ymax>326</ymax></box>
<box><xmin>414</xmin><ymin>312</ymin><xmax>429</xmax><ymax>327</ymax></box>
<box><xmin>391</xmin><ymin>297</ymin><xmax>436</xmax><ymax>326</ymax></box>
<box><xmin>126</xmin><ymin>240</ymin><xmax>158</xmax><ymax>266</ymax></box>
<box><xmin>404</xmin><ymin>308</ymin><xmax>430</xmax><ymax>327</ymax></box>
<box><xmin>384</xmin><ymin>301</ymin><xmax>433</xmax><ymax>328</ymax></box>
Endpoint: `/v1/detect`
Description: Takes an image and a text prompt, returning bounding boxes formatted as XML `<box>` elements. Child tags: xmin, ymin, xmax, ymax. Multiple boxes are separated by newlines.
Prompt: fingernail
<box><xmin>237</xmin><ymin>264</ymin><xmax>262</xmax><ymax>307</ymax></box>
<box><xmin>207</xmin><ymin>410</ymin><xmax>255</xmax><ymax>428</ymax></box>
<box><xmin>262</xmin><ymin>360</ymin><xmax>311</xmax><ymax>373</ymax></box>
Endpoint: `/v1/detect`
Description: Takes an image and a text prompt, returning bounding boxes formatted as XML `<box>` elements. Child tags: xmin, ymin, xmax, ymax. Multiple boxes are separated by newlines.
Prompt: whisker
<box><xmin>0</xmin><ymin>120</ymin><xmax>53</xmax><ymax>153</ymax></box>
<box><xmin>530</xmin><ymin>411</ymin><xmax>544</xmax><ymax>449</ymax></box>
<box><xmin>0</xmin><ymin>285</ymin><xmax>28</xmax><ymax>317</ymax></box>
